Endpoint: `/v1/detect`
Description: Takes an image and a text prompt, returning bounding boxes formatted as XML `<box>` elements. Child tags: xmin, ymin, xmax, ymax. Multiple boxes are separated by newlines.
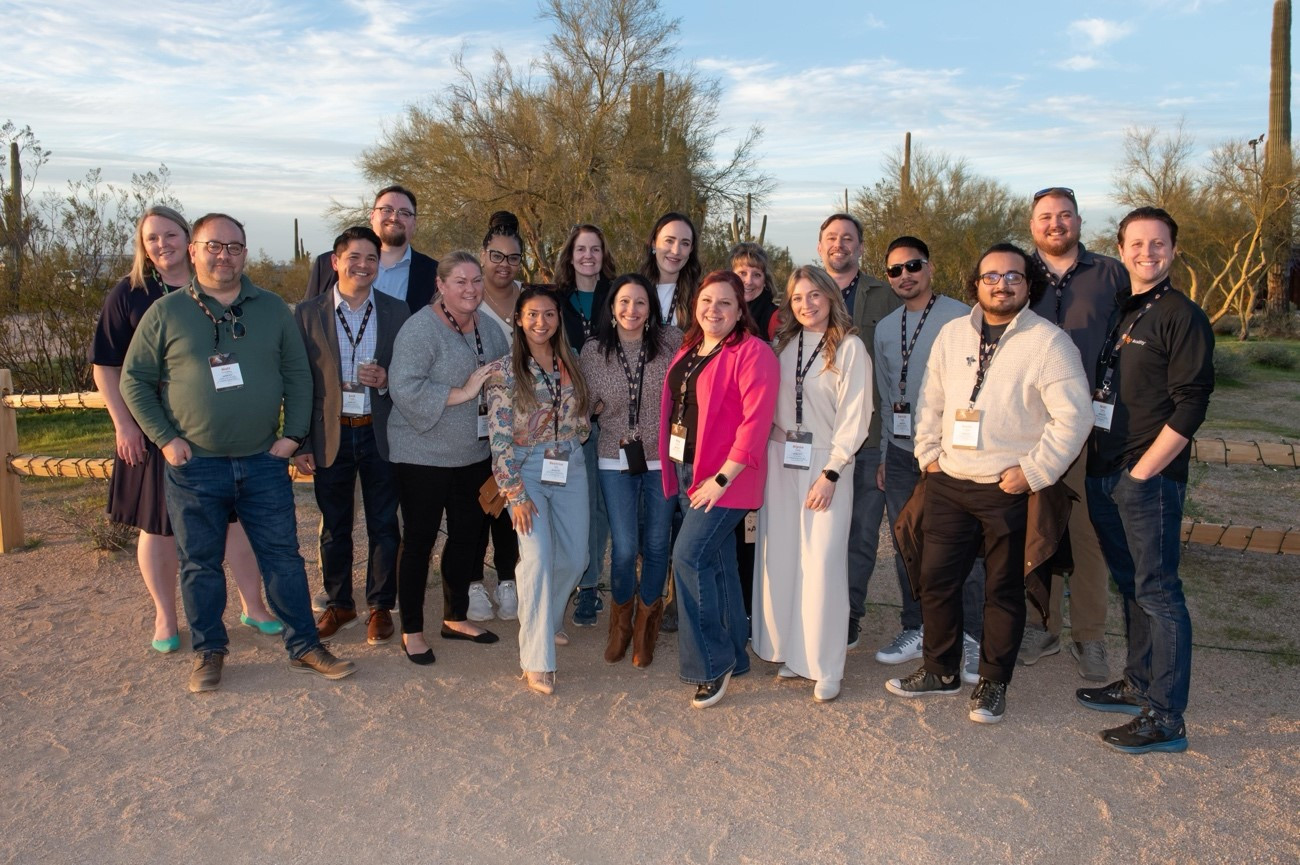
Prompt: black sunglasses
<box><xmin>1033</xmin><ymin>186</ymin><xmax>1077</xmax><ymax>206</ymax></box>
<box><xmin>886</xmin><ymin>258</ymin><xmax>927</xmax><ymax>279</ymax></box>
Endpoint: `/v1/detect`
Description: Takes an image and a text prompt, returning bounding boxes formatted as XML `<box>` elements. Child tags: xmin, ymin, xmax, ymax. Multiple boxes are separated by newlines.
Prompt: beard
<box><xmin>378</xmin><ymin>223</ymin><xmax>408</xmax><ymax>248</ymax></box>
<box><xmin>1035</xmin><ymin>231</ymin><xmax>1077</xmax><ymax>257</ymax></box>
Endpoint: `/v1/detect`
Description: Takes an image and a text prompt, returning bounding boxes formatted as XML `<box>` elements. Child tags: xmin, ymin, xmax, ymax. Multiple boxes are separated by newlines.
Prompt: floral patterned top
<box><xmin>484</xmin><ymin>355</ymin><xmax>591</xmax><ymax>507</ymax></box>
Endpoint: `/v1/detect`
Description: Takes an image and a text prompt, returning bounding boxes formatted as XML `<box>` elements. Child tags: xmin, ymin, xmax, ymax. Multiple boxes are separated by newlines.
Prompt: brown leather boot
<box><xmin>632</xmin><ymin>597</ymin><xmax>664</xmax><ymax>669</ymax></box>
<box><xmin>604</xmin><ymin>599</ymin><xmax>636</xmax><ymax>664</ymax></box>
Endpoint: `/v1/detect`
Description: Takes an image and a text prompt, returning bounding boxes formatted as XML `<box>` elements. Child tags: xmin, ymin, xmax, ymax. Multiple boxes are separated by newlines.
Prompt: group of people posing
<box><xmin>92</xmin><ymin>183</ymin><xmax>1213</xmax><ymax>756</ymax></box>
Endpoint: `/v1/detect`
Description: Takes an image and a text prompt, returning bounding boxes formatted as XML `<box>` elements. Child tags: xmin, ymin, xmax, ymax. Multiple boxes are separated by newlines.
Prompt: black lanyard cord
<box><xmin>794</xmin><ymin>330</ymin><xmax>826</xmax><ymax>428</ymax></box>
<box><xmin>897</xmin><ymin>294</ymin><xmax>936</xmax><ymax>398</ymax></box>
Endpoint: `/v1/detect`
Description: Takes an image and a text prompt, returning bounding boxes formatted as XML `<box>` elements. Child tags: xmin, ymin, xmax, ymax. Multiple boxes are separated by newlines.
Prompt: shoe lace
<box><xmin>887</xmin><ymin>629</ymin><xmax>921</xmax><ymax>652</ymax></box>
<box><xmin>973</xmin><ymin>679</ymin><xmax>1005</xmax><ymax>706</ymax></box>
<box><xmin>1081</xmin><ymin>641</ymin><xmax>1106</xmax><ymax>664</ymax></box>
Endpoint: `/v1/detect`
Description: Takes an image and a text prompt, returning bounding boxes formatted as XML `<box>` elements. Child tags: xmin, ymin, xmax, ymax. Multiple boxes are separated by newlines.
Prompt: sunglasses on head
<box><xmin>886</xmin><ymin>258</ymin><xmax>927</xmax><ymax>279</ymax></box>
<box><xmin>1033</xmin><ymin>186</ymin><xmax>1077</xmax><ymax>206</ymax></box>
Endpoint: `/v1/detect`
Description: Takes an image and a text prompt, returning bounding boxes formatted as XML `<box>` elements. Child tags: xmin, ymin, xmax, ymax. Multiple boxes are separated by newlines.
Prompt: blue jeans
<box><xmin>1087</xmin><ymin>469</ymin><xmax>1191</xmax><ymax>726</ymax></box>
<box><xmin>598</xmin><ymin>468</ymin><xmax>674</xmax><ymax>605</ymax></box>
<box><xmin>166</xmin><ymin>452</ymin><xmax>319</xmax><ymax>658</ymax></box>
<box><xmin>884</xmin><ymin>442</ymin><xmax>985</xmax><ymax>637</ymax></box>
<box><xmin>847</xmin><ymin>444</ymin><xmax>886</xmax><ymax>622</ymax></box>
<box><xmin>671</xmin><ymin>463</ymin><xmax>750</xmax><ymax>685</ymax></box>
<box><xmin>312</xmin><ymin>423</ymin><xmax>400</xmax><ymax>610</ymax></box>
<box><xmin>578</xmin><ymin>424</ymin><xmax>610</xmax><ymax>591</ymax></box>
<box><xmin>512</xmin><ymin>442</ymin><xmax>589</xmax><ymax>672</ymax></box>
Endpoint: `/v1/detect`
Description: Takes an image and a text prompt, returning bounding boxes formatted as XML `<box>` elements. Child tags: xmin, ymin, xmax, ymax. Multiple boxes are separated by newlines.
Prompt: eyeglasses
<box><xmin>198</xmin><ymin>240</ymin><xmax>246</xmax><ymax>255</ymax></box>
<box><xmin>979</xmin><ymin>271</ymin><xmax>1027</xmax><ymax>286</ymax></box>
<box><xmin>372</xmin><ymin>205</ymin><xmax>415</xmax><ymax>219</ymax></box>
<box><xmin>886</xmin><ymin>258</ymin><xmax>927</xmax><ymax>279</ymax></box>
<box><xmin>1032</xmin><ymin>186</ymin><xmax>1077</xmax><ymax>206</ymax></box>
<box><xmin>223</xmin><ymin>304</ymin><xmax>245</xmax><ymax>339</ymax></box>
<box><xmin>487</xmin><ymin>249</ymin><xmax>523</xmax><ymax>266</ymax></box>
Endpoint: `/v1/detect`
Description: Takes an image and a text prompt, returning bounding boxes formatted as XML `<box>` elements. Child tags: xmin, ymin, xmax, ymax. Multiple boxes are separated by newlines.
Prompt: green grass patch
<box><xmin>15</xmin><ymin>409</ymin><xmax>116</xmax><ymax>458</ymax></box>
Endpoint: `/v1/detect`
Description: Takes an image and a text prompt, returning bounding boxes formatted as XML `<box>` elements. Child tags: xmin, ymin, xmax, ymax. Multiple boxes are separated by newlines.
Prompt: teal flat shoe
<box><xmin>240</xmin><ymin>613</ymin><xmax>284</xmax><ymax>635</ymax></box>
<box><xmin>152</xmin><ymin>634</ymin><xmax>181</xmax><ymax>654</ymax></box>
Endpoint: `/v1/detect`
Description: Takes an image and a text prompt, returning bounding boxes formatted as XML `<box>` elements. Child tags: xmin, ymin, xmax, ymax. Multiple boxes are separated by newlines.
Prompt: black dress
<box><xmin>89</xmin><ymin>275</ymin><xmax>175</xmax><ymax>536</ymax></box>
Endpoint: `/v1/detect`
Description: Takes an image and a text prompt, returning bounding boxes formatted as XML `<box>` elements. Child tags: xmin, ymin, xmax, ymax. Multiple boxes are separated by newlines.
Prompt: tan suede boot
<box><xmin>632</xmin><ymin>597</ymin><xmax>664</xmax><ymax>669</ymax></box>
<box><xmin>604</xmin><ymin>599</ymin><xmax>636</xmax><ymax>664</ymax></box>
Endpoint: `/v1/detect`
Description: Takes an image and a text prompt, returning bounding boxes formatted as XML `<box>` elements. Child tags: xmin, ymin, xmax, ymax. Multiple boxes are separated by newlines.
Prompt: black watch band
<box><xmin>822</xmin><ymin>469</ymin><xmax>840</xmax><ymax>483</ymax></box>
<box><xmin>714</xmin><ymin>473</ymin><xmax>729</xmax><ymax>487</ymax></box>
<box><xmin>285</xmin><ymin>434</ymin><xmax>305</xmax><ymax>446</ymax></box>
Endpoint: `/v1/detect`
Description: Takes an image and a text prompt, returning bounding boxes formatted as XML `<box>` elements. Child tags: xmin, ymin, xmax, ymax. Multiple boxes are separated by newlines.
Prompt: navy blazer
<box><xmin>304</xmin><ymin>247</ymin><xmax>439</xmax><ymax>315</ymax></box>
<box><xmin>293</xmin><ymin>288</ymin><xmax>411</xmax><ymax>466</ymax></box>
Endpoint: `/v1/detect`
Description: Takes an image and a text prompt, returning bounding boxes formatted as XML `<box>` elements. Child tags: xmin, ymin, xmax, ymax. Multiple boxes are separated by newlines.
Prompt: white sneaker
<box><xmin>962</xmin><ymin>632</ymin><xmax>980</xmax><ymax>685</ymax></box>
<box><xmin>467</xmin><ymin>582</ymin><xmax>495</xmax><ymax>621</ymax></box>
<box><xmin>813</xmin><ymin>679</ymin><xmax>841</xmax><ymax>703</ymax></box>
<box><xmin>776</xmin><ymin>664</ymin><xmax>801</xmax><ymax>679</ymax></box>
<box><xmin>496</xmin><ymin>581</ymin><xmax>518</xmax><ymax>620</ymax></box>
<box><xmin>875</xmin><ymin>626</ymin><xmax>923</xmax><ymax>665</ymax></box>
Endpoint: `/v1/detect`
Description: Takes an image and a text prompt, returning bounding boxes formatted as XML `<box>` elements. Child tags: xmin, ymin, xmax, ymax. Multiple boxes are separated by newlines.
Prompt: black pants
<box><xmin>918</xmin><ymin>472</ymin><xmax>1027</xmax><ymax>684</ymax></box>
<box><xmin>394</xmin><ymin>459</ymin><xmax>491</xmax><ymax>634</ymax></box>
<box><xmin>475</xmin><ymin>509</ymin><xmax>519</xmax><ymax>584</ymax></box>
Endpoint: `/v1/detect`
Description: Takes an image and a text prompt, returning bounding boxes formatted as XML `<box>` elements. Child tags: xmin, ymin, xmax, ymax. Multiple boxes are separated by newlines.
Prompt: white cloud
<box><xmin>1069</xmin><ymin>18</ymin><xmax>1133</xmax><ymax>47</ymax></box>
<box><xmin>864</xmin><ymin>13</ymin><xmax>885</xmax><ymax>29</ymax></box>
<box><xmin>1058</xmin><ymin>55</ymin><xmax>1100</xmax><ymax>71</ymax></box>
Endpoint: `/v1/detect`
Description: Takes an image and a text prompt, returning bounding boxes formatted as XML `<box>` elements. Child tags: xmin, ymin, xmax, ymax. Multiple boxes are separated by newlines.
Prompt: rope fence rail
<box><xmin>0</xmin><ymin>374</ymin><xmax>1296</xmax><ymax>554</ymax></box>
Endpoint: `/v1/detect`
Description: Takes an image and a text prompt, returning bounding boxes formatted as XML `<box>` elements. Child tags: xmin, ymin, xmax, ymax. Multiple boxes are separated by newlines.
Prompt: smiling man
<box><xmin>293</xmin><ymin>226</ymin><xmax>410</xmax><ymax>647</ymax></box>
<box><xmin>887</xmin><ymin>242</ymin><xmax>1090</xmax><ymax>726</ymax></box>
<box><xmin>1079</xmin><ymin>207</ymin><xmax>1213</xmax><ymax>754</ymax></box>
<box><xmin>1023</xmin><ymin>186</ymin><xmax>1128</xmax><ymax>682</ymax></box>
<box><xmin>122</xmin><ymin>213</ymin><xmax>356</xmax><ymax>692</ymax></box>
<box><xmin>305</xmin><ymin>185</ymin><xmax>439</xmax><ymax>314</ymax></box>
<box><xmin>816</xmin><ymin>213</ymin><xmax>901</xmax><ymax>650</ymax></box>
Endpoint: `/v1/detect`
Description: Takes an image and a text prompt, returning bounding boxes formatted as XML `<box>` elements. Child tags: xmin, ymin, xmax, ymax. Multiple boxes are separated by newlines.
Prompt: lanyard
<box><xmin>441</xmin><ymin>303</ymin><xmax>485</xmax><ymax>365</ymax></box>
<box><xmin>672</xmin><ymin>343</ymin><xmax>720</xmax><ymax>425</ymax></box>
<box><xmin>897</xmin><ymin>294</ymin><xmax>936</xmax><ymax>398</ymax></box>
<box><xmin>615</xmin><ymin>338</ymin><xmax>648</xmax><ymax>433</ymax></box>
<box><xmin>968</xmin><ymin>327</ymin><xmax>1002</xmax><ymax>407</ymax></box>
<box><xmin>188</xmin><ymin>286</ymin><xmax>240</xmax><ymax>351</ymax></box>
<box><xmin>335</xmin><ymin>299</ymin><xmax>373</xmax><ymax>373</ymax></box>
<box><xmin>794</xmin><ymin>330</ymin><xmax>826</xmax><ymax>428</ymax></box>
<box><xmin>841</xmin><ymin>272</ymin><xmax>860</xmax><ymax>308</ymax></box>
<box><xmin>534</xmin><ymin>353</ymin><xmax>562</xmax><ymax>442</ymax></box>
<box><xmin>1096</xmin><ymin>283</ymin><xmax>1171</xmax><ymax>396</ymax></box>
<box><xmin>1047</xmin><ymin>263</ymin><xmax>1078</xmax><ymax>328</ymax></box>
<box><xmin>662</xmin><ymin>286</ymin><xmax>679</xmax><ymax>326</ymax></box>
<box><xmin>571</xmin><ymin>292</ymin><xmax>595</xmax><ymax>342</ymax></box>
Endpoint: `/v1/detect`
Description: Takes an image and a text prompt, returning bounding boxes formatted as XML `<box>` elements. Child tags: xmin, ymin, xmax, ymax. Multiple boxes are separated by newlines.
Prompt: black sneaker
<box><xmin>660</xmin><ymin>597</ymin><xmax>679</xmax><ymax>634</ymax></box>
<box><xmin>1101</xmin><ymin>712</ymin><xmax>1188</xmax><ymax>754</ymax></box>
<box><xmin>885</xmin><ymin>666</ymin><xmax>960</xmax><ymax>697</ymax></box>
<box><xmin>969</xmin><ymin>678</ymin><xmax>1007</xmax><ymax>724</ymax></box>
<box><xmin>188</xmin><ymin>650</ymin><xmax>224</xmax><ymax>693</ymax></box>
<box><xmin>691</xmin><ymin>672</ymin><xmax>731</xmax><ymax>709</ymax></box>
<box><xmin>847</xmin><ymin>617</ymin><xmax>861</xmax><ymax>650</ymax></box>
<box><xmin>1077</xmin><ymin>679</ymin><xmax>1144</xmax><ymax>716</ymax></box>
<box><xmin>572</xmin><ymin>587</ymin><xmax>599</xmax><ymax>627</ymax></box>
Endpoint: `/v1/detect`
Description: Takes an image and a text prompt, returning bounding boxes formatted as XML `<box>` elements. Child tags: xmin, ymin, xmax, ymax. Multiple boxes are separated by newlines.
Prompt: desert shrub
<box><xmin>1214</xmin><ymin>349</ymin><xmax>1248</xmax><ymax>384</ymax></box>
<box><xmin>1245</xmin><ymin>342</ymin><xmax>1297</xmax><ymax>370</ymax></box>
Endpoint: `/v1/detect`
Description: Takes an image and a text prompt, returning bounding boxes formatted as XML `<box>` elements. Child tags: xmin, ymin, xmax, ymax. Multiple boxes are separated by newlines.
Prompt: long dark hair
<box><xmin>554</xmin><ymin>223</ymin><xmax>617</xmax><ymax>292</ymax></box>
<box><xmin>509</xmin><ymin>286</ymin><xmax>589</xmax><ymax>415</ymax></box>
<box><xmin>595</xmin><ymin>273</ymin><xmax>667</xmax><ymax>363</ymax></box>
<box><xmin>681</xmin><ymin>270</ymin><xmax>759</xmax><ymax>351</ymax></box>
<box><xmin>639</xmin><ymin>211</ymin><xmax>701</xmax><ymax>322</ymax></box>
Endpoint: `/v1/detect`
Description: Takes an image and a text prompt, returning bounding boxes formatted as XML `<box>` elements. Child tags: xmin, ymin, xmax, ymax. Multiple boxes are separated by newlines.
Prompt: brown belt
<box><xmin>341</xmin><ymin>415</ymin><xmax>373</xmax><ymax>427</ymax></box>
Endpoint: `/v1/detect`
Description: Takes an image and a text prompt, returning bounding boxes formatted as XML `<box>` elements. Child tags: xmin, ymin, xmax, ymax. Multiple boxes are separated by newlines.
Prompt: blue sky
<box><xmin>0</xmin><ymin>0</ymin><xmax>1286</xmax><ymax>266</ymax></box>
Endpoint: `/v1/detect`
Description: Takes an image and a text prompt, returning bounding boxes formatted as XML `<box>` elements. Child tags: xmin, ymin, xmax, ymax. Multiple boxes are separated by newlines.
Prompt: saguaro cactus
<box><xmin>4</xmin><ymin>142</ymin><xmax>22</xmax><ymax>306</ymax></box>
<box><xmin>1264</xmin><ymin>0</ymin><xmax>1293</xmax><ymax>318</ymax></box>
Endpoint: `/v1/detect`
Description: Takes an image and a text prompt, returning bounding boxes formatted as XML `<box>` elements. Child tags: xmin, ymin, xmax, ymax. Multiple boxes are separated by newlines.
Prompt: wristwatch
<box><xmin>714</xmin><ymin>473</ymin><xmax>729</xmax><ymax>487</ymax></box>
<box><xmin>822</xmin><ymin>469</ymin><xmax>840</xmax><ymax>483</ymax></box>
<box><xmin>284</xmin><ymin>434</ymin><xmax>305</xmax><ymax>446</ymax></box>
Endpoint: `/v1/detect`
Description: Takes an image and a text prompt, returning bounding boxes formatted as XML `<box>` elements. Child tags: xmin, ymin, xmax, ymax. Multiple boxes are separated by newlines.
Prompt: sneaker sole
<box><xmin>318</xmin><ymin>618</ymin><xmax>359</xmax><ymax>639</ymax></box>
<box><xmin>367</xmin><ymin>633</ymin><xmax>394</xmax><ymax>646</ymax></box>
<box><xmin>969</xmin><ymin>709</ymin><xmax>1004</xmax><ymax>724</ymax></box>
<box><xmin>691</xmin><ymin>673</ymin><xmax>731</xmax><ymax>709</ymax></box>
<box><xmin>290</xmin><ymin>663</ymin><xmax>357</xmax><ymax>680</ymax></box>
<box><xmin>188</xmin><ymin>680</ymin><xmax>220</xmax><ymax>693</ymax></box>
<box><xmin>961</xmin><ymin>669</ymin><xmax>980</xmax><ymax>685</ymax></box>
<box><xmin>1076</xmin><ymin>696</ymin><xmax>1144</xmax><ymax>716</ymax></box>
<box><xmin>498</xmin><ymin>611</ymin><xmax>518</xmax><ymax>621</ymax></box>
<box><xmin>466</xmin><ymin>610</ymin><xmax>496</xmax><ymax>622</ymax></box>
<box><xmin>1069</xmin><ymin>643</ymin><xmax>1111</xmax><ymax>682</ymax></box>
<box><xmin>884</xmin><ymin>681</ymin><xmax>960</xmax><ymax>698</ymax></box>
<box><xmin>1018</xmin><ymin>642</ymin><xmax>1061</xmax><ymax>666</ymax></box>
<box><xmin>1103</xmin><ymin>736</ymin><xmax>1189</xmax><ymax>754</ymax></box>
<box><xmin>875</xmin><ymin>649</ymin><xmax>923</xmax><ymax>665</ymax></box>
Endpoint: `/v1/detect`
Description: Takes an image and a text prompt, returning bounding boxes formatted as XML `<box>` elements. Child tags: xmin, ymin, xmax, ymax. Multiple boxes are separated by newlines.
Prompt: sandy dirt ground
<box><xmin>1</xmin><ymin>483</ymin><xmax>1298</xmax><ymax>865</ymax></box>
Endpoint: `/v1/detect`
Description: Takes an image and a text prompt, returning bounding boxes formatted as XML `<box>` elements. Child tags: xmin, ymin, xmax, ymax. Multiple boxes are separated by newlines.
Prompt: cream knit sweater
<box><xmin>914</xmin><ymin>305</ymin><xmax>1091</xmax><ymax>491</ymax></box>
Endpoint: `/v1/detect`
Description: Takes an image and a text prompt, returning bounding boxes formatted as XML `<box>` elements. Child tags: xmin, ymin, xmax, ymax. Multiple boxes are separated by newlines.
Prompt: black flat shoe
<box><xmin>402</xmin><ymin>639</ymin><xmax>435</xmax><ymax>666</ymax></box>
<box><xmin>440</xmin><ymin>625</ymin><xmax>499</xmax><ymax>644</ymax></box>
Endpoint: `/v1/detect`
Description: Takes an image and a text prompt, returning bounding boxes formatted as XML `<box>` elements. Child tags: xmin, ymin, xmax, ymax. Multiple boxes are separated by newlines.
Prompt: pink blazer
<box><xmin>658</xmin><ymin>333</ymin><xmax>779</xmax><ymax>509</ymax></box>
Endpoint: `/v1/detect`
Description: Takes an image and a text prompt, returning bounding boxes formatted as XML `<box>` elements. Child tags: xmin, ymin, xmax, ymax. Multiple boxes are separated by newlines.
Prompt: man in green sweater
<box><xmin>122</xmin><ymin>212</ymin><xmax>356</xmax><ymax>693</ymax></box>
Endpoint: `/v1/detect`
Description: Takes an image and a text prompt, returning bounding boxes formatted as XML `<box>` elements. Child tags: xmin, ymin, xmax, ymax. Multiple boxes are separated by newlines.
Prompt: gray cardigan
<box><xmin>387</xmin><ymin>305</ymin><xmax>510</xmax><ymax>467</ymax></box>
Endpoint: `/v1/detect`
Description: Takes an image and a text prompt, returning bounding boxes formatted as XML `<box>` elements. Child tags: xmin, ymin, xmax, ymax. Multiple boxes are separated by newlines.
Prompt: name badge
<box><xmin>209</xmin><ymin>353</ymin><xmax>243</xmax><ymax>391</ymax></box>
<box><xmin>1092</xmin><ymin>389</ymin><xmax>1115</xmax><ymax>431</ymax></box>
<box><xmin>744</xmin><ymin>510</ymin><xmax>757</xmax><ymax>544</ymax></box>
<box><xmin>783</xmin><ymin>430</ymin><xmax>813</xmax><ymax>469</ymax></box>
<box><xmin>619</xmin><ymin>437</ymin><xmax>648</xmax><ymax>475</ymax></box>
<box><xmin>341</xmin><ymin>382</ymin><xmax>365</xmax><ymax>416</ymax></box>
<box><xmin>668</xmin><ymin>423</ymin><xmax>688</xmax><ymax>463</ymax></box>
<box><xmin>892</xmin><ymin>401</ymin><xmax>912</xmax><ymax>439</ymax></box>
<box><xmin>541</xmin><ymin>445</ymin><xmax>571</xmax><ymax>485</ymax></box>
<box><xmin>477</xmin><ymin>404</ymin><xmax>490</xmax><ymax>440</ymax></box>
<box><xmin>952</xmin><ymin>408</ymin><xmax>982</xmax><ymax>450</ymax></box>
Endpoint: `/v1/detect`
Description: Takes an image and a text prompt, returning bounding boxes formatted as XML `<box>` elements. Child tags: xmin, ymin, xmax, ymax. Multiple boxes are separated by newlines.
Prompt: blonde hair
<box><xmin>129</xmin><ymin>206</ymin><xmax>190</xmax><ymax>290</ymax></box>
<box><xmin>771</xmin><ymin>266</ymin><xmax>857</xmax><ymax>373</ymax></box>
